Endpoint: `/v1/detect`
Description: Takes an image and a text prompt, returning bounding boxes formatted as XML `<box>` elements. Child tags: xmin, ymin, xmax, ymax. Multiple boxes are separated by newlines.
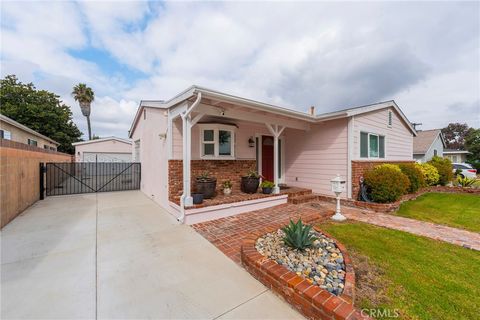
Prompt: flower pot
<box><xmin>196</xmin><ymin>178</ymin><xmax>217</xmax><ymax>199</ymax></box>
<box><xmin>192</xmin><ymin>193</ymin><xmax>204</xmax><ymax>204</ymax></box>
<box><xmin>223</xmin><ymin>188</ymin><xmax>232</xmax><ymax>195</ymax></box>
<box><xmin>241</xmin><ymin>176</ymin><xmax>260</xmax><ymax>194</ymax></box>
<box><xmin>262</xmin><ymin>187</ymin><xmax>273</xmax><ymax>194</ymax></box>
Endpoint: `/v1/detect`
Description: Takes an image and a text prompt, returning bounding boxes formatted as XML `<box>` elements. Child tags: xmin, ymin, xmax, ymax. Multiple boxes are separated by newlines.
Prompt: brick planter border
<box><xmin>241</xmin><ymin>227</ymin><xmax>369</xmax><ymax>320</ymax></box>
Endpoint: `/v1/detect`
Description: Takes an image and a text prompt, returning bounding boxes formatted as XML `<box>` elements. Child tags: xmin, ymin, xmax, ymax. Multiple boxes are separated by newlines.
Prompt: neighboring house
<box><xmin>413</xmin><ymin>129</ymin><xmax>445</xmax><ymax>163</ymax></box>
<box><xmin>0</xmin><ymin>114</ymin><xmax>59</xmax><ymax>150</ymax></box>
<box><xmin>73</xmin><ymin>137</ymin><xmax>132</xmax><ymax>162</ymax></box>
<box><xmin>443</xmin><ymin>149</ymin><xmax>470</xmax><ymax>163</ymax></box>
<box><xmin>129</xmin><ymin>86</ymin><xmax>416</xmax><ymax>223</ymax></box>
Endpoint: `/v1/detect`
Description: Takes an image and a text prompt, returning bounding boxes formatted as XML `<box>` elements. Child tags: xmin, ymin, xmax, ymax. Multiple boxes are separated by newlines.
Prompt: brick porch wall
<box><xmin>168</xmin><ymin>160</ymin><xmax>256</xmax><ymax>203</ymax></box>
<box><xmin>351</xmin><ymin>160</ymin><xmax>415</xmax><ymax>200</ymax></box>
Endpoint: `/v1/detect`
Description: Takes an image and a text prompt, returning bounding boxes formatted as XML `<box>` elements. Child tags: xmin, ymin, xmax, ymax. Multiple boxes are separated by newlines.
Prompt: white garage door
<box><xmin>83</xmin><ymin>152</ymin><xmax>132</xmax><ymax>162</ymax></box>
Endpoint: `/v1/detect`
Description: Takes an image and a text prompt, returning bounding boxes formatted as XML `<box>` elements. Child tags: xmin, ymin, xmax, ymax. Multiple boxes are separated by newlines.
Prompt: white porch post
<box><xmin>179</xmin><ymin>93</ymin><xmax>202</xmax><ymax>210</ymax></box>
<box><xmin>266</xmin><ymin>124</ymin><xmax>285</xmax><ymax>194</ymax></box>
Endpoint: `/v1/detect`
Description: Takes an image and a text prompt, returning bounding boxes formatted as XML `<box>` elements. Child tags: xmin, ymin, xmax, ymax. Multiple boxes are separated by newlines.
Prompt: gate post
<box><xmin>39</xmin><ymin>163</ymin><xmax>45</xmax><ymax>200</ymax></box>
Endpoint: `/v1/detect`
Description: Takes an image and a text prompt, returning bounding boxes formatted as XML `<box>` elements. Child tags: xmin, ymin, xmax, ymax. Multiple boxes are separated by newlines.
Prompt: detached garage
<box><xmin>73</xmin><ymin>137</ymin><xmax>132</xmax><ymax>162</ymax></box>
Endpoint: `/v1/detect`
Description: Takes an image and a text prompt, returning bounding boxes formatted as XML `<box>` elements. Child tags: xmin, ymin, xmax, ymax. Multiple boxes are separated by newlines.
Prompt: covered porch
<box><xmin>166</xmin><ymin>89</ymin><xmax>312</xmax><ymax>223</ymax></box>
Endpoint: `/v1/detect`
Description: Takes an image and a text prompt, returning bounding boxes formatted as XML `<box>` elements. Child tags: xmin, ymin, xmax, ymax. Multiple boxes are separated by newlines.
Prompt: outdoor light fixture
<box><xmin>248</xmin><ymin>137</ymin><xmax>255</xmax><ymax>148</ymax></box>
<box><xmin>330</xmin><ymin>174</ymin><xmax>347</xmax><ymax>221</ymax></box>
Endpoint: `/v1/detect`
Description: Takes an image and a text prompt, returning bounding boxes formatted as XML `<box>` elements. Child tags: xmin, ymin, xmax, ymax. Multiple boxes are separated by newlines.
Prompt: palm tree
<box><xmin>72</xmin><ymin>83</ymin><xmax>95</xmax><ymax>140</ymax></box>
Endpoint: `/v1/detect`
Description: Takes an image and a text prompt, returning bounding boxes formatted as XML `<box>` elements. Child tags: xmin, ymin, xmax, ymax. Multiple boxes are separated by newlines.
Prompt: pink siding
<box><xmin>172</xmin><ymin>118</ymin><xmax>183</xmax><ymax>159</ymax></box>
<box><xmin>284</xmin><ymin>118</ymin><xmax>348</xmax><ymax>196</ymax></box>
<box><xmin>131</xmin><ymin>108</ymin><xmax>169</xmax><ymax>208</ymax></box>
<box><xmin>353</xmin><ymin>107</ymin><xmax>413</xmax><ymax>160</ymax></box>
<box><xmin>75</xmin><ymin>139</ymin><xmax>132</xmax><ymax>162</ymax></box>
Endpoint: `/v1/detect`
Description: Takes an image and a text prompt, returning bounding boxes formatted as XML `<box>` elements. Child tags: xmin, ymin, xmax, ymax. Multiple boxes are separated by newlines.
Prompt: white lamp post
<box><xmin>330</xmin><ymin>174</ymin><xmax>347</xmax><ymax>221</ymax></box>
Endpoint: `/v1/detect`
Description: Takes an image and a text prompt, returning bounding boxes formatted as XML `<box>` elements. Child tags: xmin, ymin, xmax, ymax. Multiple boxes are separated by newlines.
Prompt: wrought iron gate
<box><xmin>43</xmin><ymin>162</ymin><xmax>141</xmax><ymax>196</ymax></box>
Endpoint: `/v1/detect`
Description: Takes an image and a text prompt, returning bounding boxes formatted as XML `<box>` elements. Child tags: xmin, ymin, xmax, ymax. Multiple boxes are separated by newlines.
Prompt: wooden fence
<box><xmin>0</xmin><ymin>139</ymin><xmax>73</xmax><ymax>228</ymax></box>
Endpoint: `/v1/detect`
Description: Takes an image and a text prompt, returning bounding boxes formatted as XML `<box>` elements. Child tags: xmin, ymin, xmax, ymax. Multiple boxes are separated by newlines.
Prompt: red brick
<box><xmin>322</xmin><ymin>296</ymin><xmax>344</xmax><ymax>314</ymax></box>
<box><xmin>334</xmin><ymin>302</ymin><xmax>355</xmax><ymax>320</ymax></box>
<box><xmin>287</xmin><ymin>276</ymin><xmax>304</xmax><ymax>288</ymax></box>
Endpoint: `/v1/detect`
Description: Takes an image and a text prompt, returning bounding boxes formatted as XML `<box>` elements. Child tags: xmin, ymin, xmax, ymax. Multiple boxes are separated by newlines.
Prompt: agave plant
<box><xmin>281</xmin><ymin>219</ymin><xmax>317</xmax><ymax>250</ymax></box>
<box><xmin>457</xmin><ymin>176</ymin><xmax>477</xmax><ymax>188</ymax></box>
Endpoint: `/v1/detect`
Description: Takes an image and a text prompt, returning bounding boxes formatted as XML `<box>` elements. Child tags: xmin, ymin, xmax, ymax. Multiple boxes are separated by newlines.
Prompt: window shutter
<box><xmin>379</xmin><ymin>136</ymin><xmax>385</xmax><ymax>158</ymax></box>
<box><xmin>360</xmin><ymin>132</ymin><xmax>368</xmax><ymax>158</ymax></box>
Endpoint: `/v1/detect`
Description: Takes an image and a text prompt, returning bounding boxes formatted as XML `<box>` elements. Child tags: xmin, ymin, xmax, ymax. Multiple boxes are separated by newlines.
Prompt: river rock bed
<box><xmin>255</xmin><ymin>229</ymin><xmax>346</xmax><ymax>295</ymax></box>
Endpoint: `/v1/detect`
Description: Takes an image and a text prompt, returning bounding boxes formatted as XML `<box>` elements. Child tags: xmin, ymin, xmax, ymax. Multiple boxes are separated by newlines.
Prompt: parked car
<box><xmin>453</xmin><ymin>163</ymin><xmax>477</xmax><ymax>179</ymax></box>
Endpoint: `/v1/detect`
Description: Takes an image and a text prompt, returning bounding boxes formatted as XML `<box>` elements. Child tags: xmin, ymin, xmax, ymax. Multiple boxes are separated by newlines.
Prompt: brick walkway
<box><xmin>341</xmin><ymin>208</ymin><xmax>480</xmax><ymax>251</ymax></box>
<box><xmin>192</xmin><ymin>203</ymin><xmax>331</xmax><ymax>264</ymax></box>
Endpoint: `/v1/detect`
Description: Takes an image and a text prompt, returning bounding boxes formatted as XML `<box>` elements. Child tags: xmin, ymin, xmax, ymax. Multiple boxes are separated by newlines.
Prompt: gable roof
<box><xmin>72</xmin><ymin>136</ymin><xmax>131</xmax><ymax>146</ymax></box>
<box><xmin>413</xmin><ymin>129</ymin><xmax>445</xmax><ymax>154</ymax></box>
<box><xmin>129</xmin><ymin>86</ymin><xmax>417</xmax><ymax>137</ymax></box>
<box><xmin>0</xmin><ymin>114</ymin><xmax>60</xmax><ymax>145</ymax></box>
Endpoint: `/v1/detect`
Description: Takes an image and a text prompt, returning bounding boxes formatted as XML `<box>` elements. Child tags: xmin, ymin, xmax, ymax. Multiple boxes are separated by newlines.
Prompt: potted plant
<box><xmin>196</xmin><ymin>171</ymin><xmax>217</xmax><ymax>199</ymax></box>
<box><xmin>260</xmin><ymin>180</ymin><xmax>275</xmax><ymax>194</ymax></box>
<box><xmin>241</xmin><ymin>169</ymin><xmax>260</xmax><ymax>194</ymax></box>
<box><xmin>192</xmin><ymin>193</ymin><xmax>204</xmax><ymax>204</ymax></box>
<box><xmin>222</xmin><ymin>180</ymin><xmax>232</xmax><ymax>195</ymax></box>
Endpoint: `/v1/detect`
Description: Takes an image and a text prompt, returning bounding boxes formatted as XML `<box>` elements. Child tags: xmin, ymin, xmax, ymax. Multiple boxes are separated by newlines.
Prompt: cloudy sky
<box><xmin>1</xmin><ymin>1</ymin><xmax>479</xmax><ymax>139</ymax></box>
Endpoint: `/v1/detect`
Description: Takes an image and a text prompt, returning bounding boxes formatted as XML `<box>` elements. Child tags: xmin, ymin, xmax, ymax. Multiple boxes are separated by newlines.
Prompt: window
<box><xmin>50</xmin><ymin>146</ymin><xmax>56</xmax><ymax>151</ymax></box>
<box><xmin>199</xmin><ymin>124</ymin><xmax>235</xmax><ymax>159</ymax></box>
<box><xmin>44</xmin><ymin>145</ymin><xmax>49</xmax><ymax>149</ymax></box>
<box><xmin>388</xmin><ymin>111</ymin><xmax>393</xmax><ymax>127</ymax></box>
<box><xmin>360</xmin><ymin>132</ymin><xmax>385</xmax><ymax>158</ymax></box>
<box><xmin>134</xmin><ymin>139</ymin><xmax>141</xmax><ymax>161</ymax></box>
<box><xmin>27</xmin><ymin>139</ymin><xmax>37</xmax><ymax>146</ymax></box>
<box><xmin>433</xmin><ymin>149</ymin><xmax>438</xmax><ymax>157</ymax></box>
<box><xmin>0</xmin><ymin>129</ymin><xmax>11</xmax><ymax>140</ymax></box>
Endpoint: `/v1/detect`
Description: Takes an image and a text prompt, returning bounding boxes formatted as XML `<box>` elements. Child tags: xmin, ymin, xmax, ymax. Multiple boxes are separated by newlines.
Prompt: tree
<box><xmin>0</xmin><ymin>75</ymin><xmax>82</xmax><ymax>154</ymax></box>
<box><xmin>441</xmin><ymin>123</ymin><xmax>472</xmax><ymax>150</ymax></box>
<box><xmin>72</xmin><ymin>83</ymin><xmax>95</xmax><ymax>140</ymax></box>
<box><xmin>465</xmin><ymin>128</ymin><xmax>480</xmax><ymax>169</ymax></box>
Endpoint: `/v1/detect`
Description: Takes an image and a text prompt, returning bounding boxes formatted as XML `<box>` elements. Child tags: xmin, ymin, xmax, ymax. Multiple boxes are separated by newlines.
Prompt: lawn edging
<box><xmin>241</xmin><ymin>226</ymin><xmax>370</xmax><ymax>320</ymax></box>
<box><xmin>316</xmin><ymin>186</ymin><xmax>480</xmax><ymax>214</ymax></box>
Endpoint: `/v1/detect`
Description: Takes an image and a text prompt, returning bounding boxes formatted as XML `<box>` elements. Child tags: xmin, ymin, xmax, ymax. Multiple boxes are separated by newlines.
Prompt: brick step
<box><xmin>288</xmin><ymin>193</ymin><xmax>319</xmax><ymax>204</ymax></box>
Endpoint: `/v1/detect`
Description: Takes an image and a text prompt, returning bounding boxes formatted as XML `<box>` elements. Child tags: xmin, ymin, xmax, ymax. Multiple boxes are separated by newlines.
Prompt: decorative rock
<box><xmin>255</xmin><ymin>229</ymin><xmax>346</xmax><ymax>296</ymax></box>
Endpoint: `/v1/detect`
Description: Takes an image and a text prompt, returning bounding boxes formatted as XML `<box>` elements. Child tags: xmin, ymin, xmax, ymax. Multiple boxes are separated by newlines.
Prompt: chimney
<box><xmin>309</xmin><ymin>106</ymin><xmax>315</xmax><ymax>116</ymax></box>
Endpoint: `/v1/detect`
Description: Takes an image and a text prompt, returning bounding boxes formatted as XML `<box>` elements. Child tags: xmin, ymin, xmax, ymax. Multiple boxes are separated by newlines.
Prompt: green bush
<box><xmin>428</xmin><ymin>156</ymin><xmax>453</xmax><ymax>186</ymax></box>
<box><xmin>399</xmin><ymin>163</ymin><xmax>425</xmax><ymax>193</ymax></box>
<box><xmin>281</xmin><ymin>219</ymin><xmax>317</xmax><ymax>250</ymax></box>
<box><xmin>456</xmin><ymin>176</ymin><xmax>477</xmax><ymax>188</ymax></box>
<box><xmin>376</xmin><ymin>163</ymin><xmax>402</xmax><ymax>172</ymax></box>
<box><xmin>364</xmin><ymin>165</ymin><xmax>410</xmax><ymax>203</ymax></box>
<box><xmin>416</xmin><ymin>163</ymin><xmax>440</xmax><ymax>186</ymax></box>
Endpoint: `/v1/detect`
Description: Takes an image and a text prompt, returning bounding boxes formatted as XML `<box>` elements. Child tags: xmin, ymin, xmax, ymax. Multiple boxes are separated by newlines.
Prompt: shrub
<box><xmin>416</xmin><ymin>163</ymin><xmax>440</xmax><ymax>186</ymax></box>
<box><xmin>222</xmin><ymin>180</ymin><xmax>232</xmax><ymax>189</ymax></box>
<box><xmin>399</xmin><ymin>163</ymin><xmax>425</xmax><ymax>193</ymax></box>
<box><xmin>260</xmin><ymin>180</ymin><xmax>275</xmax><ymax>188</ymax></box>
<box><xmin>428</xmin><ymin>156</ymin><xmax>453</xmax><ymax>186</ymax></box>
<box><xmin>376</xmin><ymin>163</ymin><xmax>402</xmax><ymax>172</ymax></box>
<box><xmin>281</xmin><ymin>219</ymin><xmax>317</xmax><ymax>250</ymax></box>
<box><xmin>364</xmin><ymin>165</ymin><xmax>410</xmax><ymax>203</ymax></box>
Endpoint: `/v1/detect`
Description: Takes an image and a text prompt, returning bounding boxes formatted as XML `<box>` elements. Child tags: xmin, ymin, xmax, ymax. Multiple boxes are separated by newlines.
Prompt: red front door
<box><xmin>262</xmin><ymin>136</ymin><xmax>274</xmax><ymax>182</ymax></box>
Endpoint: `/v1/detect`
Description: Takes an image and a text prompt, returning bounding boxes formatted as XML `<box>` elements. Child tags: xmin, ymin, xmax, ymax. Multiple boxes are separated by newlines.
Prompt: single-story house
<box><xmin>129</xmin><ymin>86</ymin><xmax>416</xmax><ymax>224</ymax></box>
<box><xmin>0</xmin><ymin>114</ymin><xmax>59</xmax><ymax>150</ymax></box>
<box><xmin>413</xmin><ymin>129</ymin><xmax>446</xmax><ymax>163</ymax></box>
<box><xmin>443</xmin><ymin>149</ymin><xmax>470</xmax><ymax>163</ymax></box>
<box><xmin>73</xmin><ymin>137</ymin><xmax>132</xmax><ymax>162</ymax></box>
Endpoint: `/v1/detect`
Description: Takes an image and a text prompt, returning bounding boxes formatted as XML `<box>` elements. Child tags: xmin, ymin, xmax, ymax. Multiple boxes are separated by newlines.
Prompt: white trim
<box><xmin>198</xmin><ymin>124</ymin><xmax>236</xmax><ymax>160</ymax></box>
<box><xmin>72</xmin><ymin>136</ymin><xmax>131</xmax><ymax>146</ymax></box>
<box><xmin>347</xmin><ymin>116</ymin><xmax>354</xmax><ymax>198</ymax></box>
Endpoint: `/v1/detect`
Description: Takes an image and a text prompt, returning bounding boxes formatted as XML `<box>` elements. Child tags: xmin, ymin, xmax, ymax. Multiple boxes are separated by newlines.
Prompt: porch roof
<box><xmin>129</xmin><ymin>85</ymin><xmax>416</xmax><ymax>137</ymax></box>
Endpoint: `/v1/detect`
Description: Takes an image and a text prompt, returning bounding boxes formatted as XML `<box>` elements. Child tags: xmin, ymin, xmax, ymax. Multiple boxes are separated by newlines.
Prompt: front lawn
<box><xmin>319</xmin><ymin>221</ymin><xmax>480</xmax><ymax>320</ymax></box>
<box><xmin>396</xmin><ymin>192</ymin><xmax>480</xmax><ymax>232</ymax></box>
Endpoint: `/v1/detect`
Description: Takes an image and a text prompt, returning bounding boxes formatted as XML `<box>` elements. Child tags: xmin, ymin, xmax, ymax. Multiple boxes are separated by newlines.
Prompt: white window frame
<box><xmin>198</xmin><ymin>124</ymin><xmax>236</xmax><ymax>160</ymax></box>
<box><xmin>28</xmin><ymin>138</ymin><xmax>37</xmax><ymax>146</ymax></box>
<box><xmin>360</xmin><ymin>131</ymin><xmax>386</xmax><ymax>159</ymax></box>
<box><xmin>0</xmin><ymin>129</ymin><xmax>11</xmax><ymax>140</ymax></box>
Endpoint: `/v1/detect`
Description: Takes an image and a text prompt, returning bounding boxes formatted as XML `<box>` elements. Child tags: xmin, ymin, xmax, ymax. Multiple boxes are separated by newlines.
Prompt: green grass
<box><xmin>395</xmin><ymin>193</ymin><xmax>480</xmax><ymax>232</ymax></box>
<box><xmin>319</xmin><ymin>221</ymin><xmax>480</xmax><ymax>320</ymax></box>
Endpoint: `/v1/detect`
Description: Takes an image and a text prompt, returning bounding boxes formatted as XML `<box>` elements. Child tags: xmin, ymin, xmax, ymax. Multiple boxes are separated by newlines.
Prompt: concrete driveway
<box><xmin>1</xmin><ymin>191</ymin><xmax>302</xmax><ymax>319</ymax></box>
